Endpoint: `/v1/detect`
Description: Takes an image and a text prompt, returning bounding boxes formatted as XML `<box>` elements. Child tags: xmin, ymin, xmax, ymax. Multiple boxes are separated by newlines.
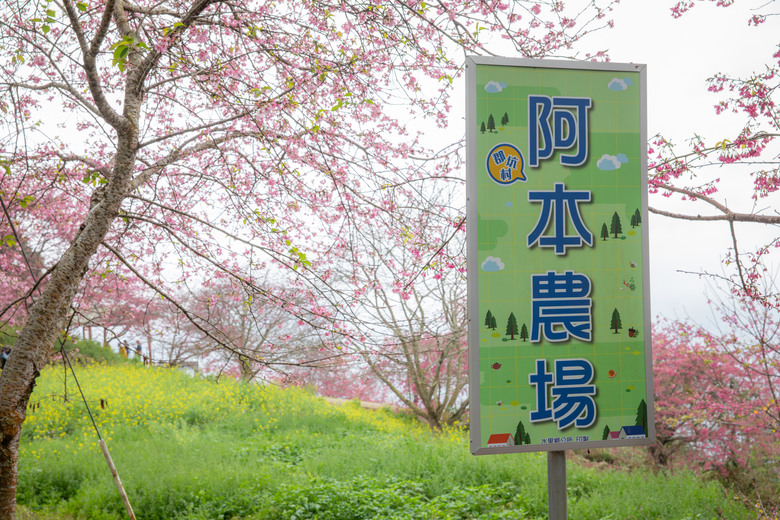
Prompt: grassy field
<box><xmin>16</xmin><ymin>362</ymin><xmax>755</xmax><ymax>520</ymax></box>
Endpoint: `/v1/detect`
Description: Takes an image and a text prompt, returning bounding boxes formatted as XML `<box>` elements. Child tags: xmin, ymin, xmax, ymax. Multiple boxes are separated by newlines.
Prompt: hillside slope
<box><xmin>18</xmin><ymin>363</ymin><xmax>752</xmax><ymax>519</ymax></box>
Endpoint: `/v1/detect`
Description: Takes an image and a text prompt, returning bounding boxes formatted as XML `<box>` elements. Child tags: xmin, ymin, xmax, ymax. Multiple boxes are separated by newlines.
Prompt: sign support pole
<box><xmin>547</xmin><ymin>450</ymin><xmax>567</xmax><ymax>520</ymax></box>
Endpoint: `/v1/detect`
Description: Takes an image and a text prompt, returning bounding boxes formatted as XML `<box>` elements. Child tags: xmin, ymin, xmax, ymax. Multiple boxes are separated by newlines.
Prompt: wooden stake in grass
<box><xmin>99</xmin><ymin>439</ymin><xmax>136</xmax><ymax>520</ymax></box>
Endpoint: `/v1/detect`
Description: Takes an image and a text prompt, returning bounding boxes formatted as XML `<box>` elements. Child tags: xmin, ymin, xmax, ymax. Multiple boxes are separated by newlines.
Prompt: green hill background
<box><xmin>16</xmin><ymin>361</ymin><xmax>752</xmax><ymax>519</ymax></box>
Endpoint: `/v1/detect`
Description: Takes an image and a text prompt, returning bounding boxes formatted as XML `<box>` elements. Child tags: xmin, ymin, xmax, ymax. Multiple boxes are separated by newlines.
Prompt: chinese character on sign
<box><xmin>491</xmin><ymin>149</ymin><xmax>507</xmax><ymax>164</ymax></box>
<box><xmin>530</xmin><ymin>270</ymin><xmax>592</xmax><ymax>342</ymax></box>
<box><xmin>529</xmin><ymin>358</ymin><xmax>596</xmax><ymax>429</ymax></box>
<box><xmin>527</xmin><ymin>183</ymin><xmax>593</xmax><ymax>255</ymax></box>
<box><xmin>528</xmin><ymin>95</ymin><xmax>592</xmax><ymax>167</ymax></box>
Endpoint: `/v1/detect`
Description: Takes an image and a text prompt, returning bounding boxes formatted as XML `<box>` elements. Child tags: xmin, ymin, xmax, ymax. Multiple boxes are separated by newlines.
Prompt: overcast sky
<box><xmin>580</xmin><ymin>0</ymin><xmax>780</xmax><ymax>327</ymax></box>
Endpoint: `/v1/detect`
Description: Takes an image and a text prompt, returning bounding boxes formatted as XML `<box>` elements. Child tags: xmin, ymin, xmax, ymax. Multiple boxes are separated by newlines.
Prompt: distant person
<box><xmin>0</xmin><ymin>347</ymin><xmax>10</xmax><ymax>369</ymax></box>
<box><xmin>135</xmin><ymin>341</ymin><xmax>142</xmax><ymax>360</ymax></box>
<box><xmin>119</xmin><ymin>343</ymin><xmax>127</xmax><ymax>358</ymax></box>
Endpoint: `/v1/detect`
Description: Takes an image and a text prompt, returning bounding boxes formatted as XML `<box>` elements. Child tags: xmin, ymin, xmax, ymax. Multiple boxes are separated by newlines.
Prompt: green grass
<box><xmin>17</xmin><ymin>363</ymin><xmax>755</xmax><ymax>519</ymax></box>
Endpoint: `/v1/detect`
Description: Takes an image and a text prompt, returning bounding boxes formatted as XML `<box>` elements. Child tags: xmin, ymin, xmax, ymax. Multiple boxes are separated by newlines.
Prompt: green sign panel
<box><xmin>466</xmin><ymin>57</ymin><xmax>654</xmax><ymax>454</ymax></box>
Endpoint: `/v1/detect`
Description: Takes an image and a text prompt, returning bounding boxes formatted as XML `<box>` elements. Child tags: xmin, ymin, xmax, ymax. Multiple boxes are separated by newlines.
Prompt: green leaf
<box><xmin>76</xmin><ymin>2</ymin><xmax>87</xmax><ymax>12</ymax></box>
<box><xmin>41</xmin><ymin>25</ymin><xmax>50</xmax><ymax>34</ymax></box>
<box><xmin>113</xmin><ymin>45</ymin><xmax>129</xmax><ymax>60</ymax></box>
<box><xmin>19</xmin><ymin>196</ymin><xmax>34</xmax><ymax>209</ymax></box>
<box><xmin>46</xmin><ymin>9</ymin><xmax>56</xmax><ymax>17</ymax></box>
<box><xmin>3</xmin><ymin>234</ymin><xmax>17</xmax><ymax>248</ymax></box>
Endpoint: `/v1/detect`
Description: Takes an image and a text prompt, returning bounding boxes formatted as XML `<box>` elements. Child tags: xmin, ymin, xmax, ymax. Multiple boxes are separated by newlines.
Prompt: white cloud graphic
<box><xmin>481</xmin><ymin>256</ymin><xmax>505</xmax><ymax>272</ymax></box>
<box><xmin>597</xmin><ymin>153</ymin><xmax>629</xmax><ymax>170</ymax></box>
<box><xmin>608</xmin><ymin>77</ymin><xmax>634</xmax><ymax>91</ymax></box>
<box><xmin>484</xmin><ymin>81</ymin><xmax>507</xmax><ymax>93</ymax></box>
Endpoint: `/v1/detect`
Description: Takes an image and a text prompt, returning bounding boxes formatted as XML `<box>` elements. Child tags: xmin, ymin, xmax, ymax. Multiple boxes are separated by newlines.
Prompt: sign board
<box><xmin>467</xmin><ymin>57</ymin><xmax>654</xmax><ymax>454</ymax></box>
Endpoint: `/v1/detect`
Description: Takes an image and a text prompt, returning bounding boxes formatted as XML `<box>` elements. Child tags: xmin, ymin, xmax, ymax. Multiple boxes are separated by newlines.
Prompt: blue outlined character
<box><xmin>551</xmin><ymin>359</ymin><xmax>596</xmax><ymax>429</ymax></box>
<box><xmin>529</xmin><ymin>358</ymin><xmax>597</xmax><ymax>430</ymax></box>
<box><xmin>529</xmin><ymin>359</ymin><xmax>553</xmax><ymax>422</ymax></box>
<box><xmin>530</xmin><ymin>270</ymin><xmax>592</xmax><ymax>343</ymax></box>
<box><xmin>505</xmin><ymin>155</ymin><xmax>519</xmax><ymax>170</ymax></box>
<box><xmin>527</xmin><ymin>183</ymin><xmax>593</xmax><ymax>255</ymax></box>
<box><xmin>492</xmin><ymin>149</ymin><xmax>507</xmax><ymax>165</ymax></box>
<box><xmin>528</xmin><ymin>96</ymin><xmax>592</xmax><ymax>167</ymax></box>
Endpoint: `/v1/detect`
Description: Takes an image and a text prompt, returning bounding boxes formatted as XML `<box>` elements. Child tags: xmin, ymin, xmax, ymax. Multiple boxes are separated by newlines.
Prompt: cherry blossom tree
<box><xmin>648</xmin><ymin>0</ymin><xmax>780</xmax><ymax>306</ymax></box>
<box><xmin>182</xmin><ymin>277</ymin><xmax>328</xmax><ymax>382</ymax></box>
<box><xmin>652</xmin><ymin>309</ymin><xmax>780</xmax><ymax>483</ymax></box>
<box><xmin>312</xmin><ymin>184</ymin><xmax>469</xmax><ymax>429</ymax></box>
<box><xmin>0</xmin><ymin>0</ymin><xmax>619</xmax><ymax>514</ymax></box>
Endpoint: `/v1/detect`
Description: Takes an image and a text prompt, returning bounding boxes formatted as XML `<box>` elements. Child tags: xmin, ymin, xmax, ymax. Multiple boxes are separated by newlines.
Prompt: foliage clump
<box><xmin>17</xmin><ymin>364</ymin><xmax>757</xmax><ymax>519</ymax></box>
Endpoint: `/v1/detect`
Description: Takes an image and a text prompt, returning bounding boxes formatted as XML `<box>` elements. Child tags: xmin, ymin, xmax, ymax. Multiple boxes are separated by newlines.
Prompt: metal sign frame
<box><xmin>467</xmin><ymin>57</ymin><xmax>654</xmax><ymax>455</ymax></box>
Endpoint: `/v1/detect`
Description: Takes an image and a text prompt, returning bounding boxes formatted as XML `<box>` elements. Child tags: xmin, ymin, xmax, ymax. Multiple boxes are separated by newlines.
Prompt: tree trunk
<box><xmin>0</xmin><ymin>129</ymin><xmax>137</xmax><ymax>518</ymax></box>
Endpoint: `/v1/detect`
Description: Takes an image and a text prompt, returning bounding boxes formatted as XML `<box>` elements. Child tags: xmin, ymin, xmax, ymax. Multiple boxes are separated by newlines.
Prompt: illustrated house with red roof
<box><xmin>607</xmin><ymin>431</ymin><xmax>620</xmax><ymax>440</ymax></box>
<box><xmin>486</xmin><ymin>433</ymin><xmax>515</xmax><ymax>447</ymax></box>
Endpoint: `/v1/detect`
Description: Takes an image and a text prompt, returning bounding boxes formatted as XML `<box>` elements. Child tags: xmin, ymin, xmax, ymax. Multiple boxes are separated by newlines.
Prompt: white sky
<box><xmin>575</xmin><ymin>0</ymin><xmax>780</xmax><ymax>327</ymax></box>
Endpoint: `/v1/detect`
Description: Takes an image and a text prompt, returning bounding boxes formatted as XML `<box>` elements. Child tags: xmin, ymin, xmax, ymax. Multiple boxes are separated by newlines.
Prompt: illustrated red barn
<box><xmin>486</xmin><ymin>433</ymin><xmax>515</xmax><ymax>447</ymax></box>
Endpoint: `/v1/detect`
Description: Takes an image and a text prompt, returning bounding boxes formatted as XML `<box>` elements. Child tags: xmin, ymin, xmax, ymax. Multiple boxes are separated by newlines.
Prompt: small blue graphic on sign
<box><xmin>481</xmin><ymin>256</ymin><xmax>505</xmax><ymax>272</ymax></box>
<box><xmin>486</xmin><ymin>143</ymin><xmax>526</xmax><ymax>185</ymax></box>
<box><xmin>596</xmin><ymin>153</ymin><xmax>629</xmax><ymax>170</ymax></box>
<box><xmin>608</xmin><ymin>77</ymin><xmax>634</xmax><ymax>91</ymax></box>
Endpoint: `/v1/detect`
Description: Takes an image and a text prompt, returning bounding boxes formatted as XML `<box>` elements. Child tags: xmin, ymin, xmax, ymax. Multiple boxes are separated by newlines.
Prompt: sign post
<box><xmin>547</xmin><ymin>451</ymin><xmax>566</xmax><ymax>519</ymax></box>
<box><xmin>466</xmin><ymin>57</ymin><xmax>653</xmax><ymax>517</ymax></box>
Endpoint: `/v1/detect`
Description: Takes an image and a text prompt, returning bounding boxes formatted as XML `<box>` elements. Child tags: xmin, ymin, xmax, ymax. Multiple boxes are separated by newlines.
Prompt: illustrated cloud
<box><xmin>608</xmin><ymin>77</ymin><xmax>634</xmax><ymax>91</ymax></box>
<box><xmin>505</xmin><ymin>202</ymin><xmax>514</xmax><ymax>207</ymax></box>
<box><xmin>481</xmin><ymin>256</ymin><xmax>505</xmax><ymax>272</ymax></box>
<box><xmin>484</xmin><ymin>81</ymin><xmax>507</xmax><ymax>93</ymax></box>
<box><xmin>597</xmin><ymin>153</ymin><xmax>629</xmax><ymax>170</ymax></box>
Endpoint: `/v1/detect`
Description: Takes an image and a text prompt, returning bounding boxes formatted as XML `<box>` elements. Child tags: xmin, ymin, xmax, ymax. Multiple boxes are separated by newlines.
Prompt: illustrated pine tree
<box><xmin>600</xmin><ymin>223</ymin><xmax>609</xmax><ymax>241</ymax></box>
<box><xmin>485</xmin><ymin>309</ymin><xmax>493</xmax><ymax>329</ymax></box>
<box><xmin>602</xmin><ymin>425</ymin><xmax>611</xmax><ymax>440</ymax></box>
<box><xmin>630</xmin><ymin>214</ymin><xmax>638</xmax><ymax>228</ymax></box>
<box><xmin>480</xmin><ymin>121</ymin><xmax>486</xmax><ymax>134</ymax></box>
<box><xmin>635</xmin><ymin>399</ymin><xmax>648</xmax><ymax>432</ymax></box>
<box><xmin>501</xmin><ymin>112</ymin><xmax>509</xmax><ymax>125</ymax></box>
<box><xmin>524</xmin><ymin>432</ymin><xmax>530</xmax><ymax>445</ymax></box>
<box><xmin>505</xmin><ymin>312</ymin><xmax>519</xmax><ymax>340</ymax></box>
<box><xmin>633</xmin><ymin>208</ymin><xmax>641</xmax><ymax>226</ymax></box>
<box><xmin>490</xmin><ymin>316</ymin><xmax>497</xmax><ymax>330</ymax></box>
<box><xmin>520</xmin><ymin>323</ymin><xmax>528</xmax><ymax>342</ymax></box>
<box><xmin>487</xmin><ymin>114</ymin><xmax>496</xmax><ymax>133</ymax></box>
<box><xmin>610</xmin><ymin>211</ymin><xmax>623</xmax><ymax>238</ymax></box>
<box><xmin>610</xmin><ymin>308</ymin><xmax>623</xmax><ymax>334</ymax></box>
<box><xmin>515</xmin><ymin>420</ymin><xmax>526</xmax><ymax>445</ymax></box>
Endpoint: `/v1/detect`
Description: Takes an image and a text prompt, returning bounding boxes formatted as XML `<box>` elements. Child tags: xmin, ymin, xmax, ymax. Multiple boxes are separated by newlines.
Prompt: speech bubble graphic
<box><xmin>486</xmin><ymin>143</ymin><xmax>526</xmax><ymax>185</ymax></box>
